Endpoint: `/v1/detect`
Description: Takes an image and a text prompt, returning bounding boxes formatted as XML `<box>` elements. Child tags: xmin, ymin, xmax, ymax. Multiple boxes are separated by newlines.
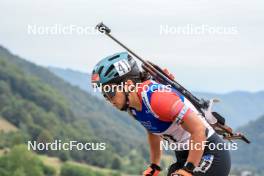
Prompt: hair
<box><xmin>139</xmin><ymin>71</ymin><xmax>151</xmax><ymax>82</ymax></box>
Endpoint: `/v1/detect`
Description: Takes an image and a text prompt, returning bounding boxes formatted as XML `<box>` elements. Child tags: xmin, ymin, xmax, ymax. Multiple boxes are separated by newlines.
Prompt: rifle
<box><xmin>95</xmin><ymin>22</ymin><xmax>250</xmax><ymax>144</ymax></box>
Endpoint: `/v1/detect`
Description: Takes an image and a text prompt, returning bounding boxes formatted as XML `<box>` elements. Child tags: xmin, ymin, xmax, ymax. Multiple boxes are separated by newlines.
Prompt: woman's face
<box><xmin>103</xmin><ymin>84</ymin><xmax>126</xmax><ymax>110</ymax></box>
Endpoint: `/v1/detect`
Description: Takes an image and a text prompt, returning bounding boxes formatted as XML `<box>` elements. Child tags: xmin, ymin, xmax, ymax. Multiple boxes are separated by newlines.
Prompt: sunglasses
<box><xmin>103</xmin><ymin>92</ymin><xmax>116</xmax><ymax>100</ymax></box>
<box><xmin>102</xmin><ymin>85</ymin><xmax>120</xmax><ymax>100</ymax></box>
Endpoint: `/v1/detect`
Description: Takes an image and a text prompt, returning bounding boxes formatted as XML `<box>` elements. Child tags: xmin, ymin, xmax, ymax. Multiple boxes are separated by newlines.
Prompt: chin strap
<box><xmin>120</xmin><ymin>91</ymin><xmax>130</xmax><ymax>111</ymax></box>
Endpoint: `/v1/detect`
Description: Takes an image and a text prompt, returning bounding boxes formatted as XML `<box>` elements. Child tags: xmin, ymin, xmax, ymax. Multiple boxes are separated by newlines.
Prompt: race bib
<box><xmin>113</xmin><ymin>59</ymin><xmax>131</xmax><ymax>76</ymax></box>
<box><xmin>194</xmin><ymin>154</ymin><xmax>214</xmax><ymax>173</ymax></box>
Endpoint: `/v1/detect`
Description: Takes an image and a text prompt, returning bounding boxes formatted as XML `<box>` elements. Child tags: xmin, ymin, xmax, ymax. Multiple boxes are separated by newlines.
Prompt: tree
<box><xmin>0</xmin><ymin>145</ymin><xmax>55</xmax><ymax>176</ymax></box>
<box><xmin>111</xmin><ymin>156</ymin><xmax>122</xmax><ymax>170</ymax></box>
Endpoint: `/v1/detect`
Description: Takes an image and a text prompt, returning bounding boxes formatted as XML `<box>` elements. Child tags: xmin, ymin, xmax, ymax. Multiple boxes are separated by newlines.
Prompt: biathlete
<box><xmin>91</xmin><ymin>52</ymin><xmax>231</xmax><ymax>176</ymax></box>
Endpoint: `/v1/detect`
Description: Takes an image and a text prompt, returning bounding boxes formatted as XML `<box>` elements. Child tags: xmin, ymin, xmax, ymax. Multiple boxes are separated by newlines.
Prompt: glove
<box><xmin>163</xmin><ymin>68</ymin><xmax>175</xmax><ymax>80</ymax></box>
<box><xmin>171</xmin><ymin>169</ymin><xmax>193</xmax><ymax>176</ymax></box>
<box><xmin>143</xmin><ymin>163</ymin><xmax>162</xmax><ymax>176</ymax></box>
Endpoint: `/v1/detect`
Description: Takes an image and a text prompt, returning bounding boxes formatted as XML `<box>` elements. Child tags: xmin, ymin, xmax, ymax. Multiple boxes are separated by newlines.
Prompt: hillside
<box><xmin>0</xmin><ymin>145</ymin><xmax>122</xmax><ymax>176</ymax></box>
<box><xmin>231</xmin><ymin>114</ymin><xmax>264</xmax><ymax>174</ymax></box>
<box><xmin>39</xmin><ymin>155</ymin><xmax>122</xmax><ymax>176</ymax></box>
<box><xmin>0</xmin><ymin>117</ymin><xmax>18</xmax><ymax>133</ymax></box>
<box><xmin>0</xmin><ymin>45</ymin><xmax>147</xmax><ymax>174</ymax></box>
<box><xmin>49</xmin><ymin>67</ymin><xmax>264</xmax><ymax>128</ymax></box>
<box><xmin>2</xmin><ymin>45</ymin><xmax>262</xmax><ymax>175</ymax></box>
<box><xmin>196</xmin><ymin>91</ymin><xmax>264</xmax><ymax>127</ymax></box>
<box><xmin>48</xmin><ymin>67</ymin><xmax>95</xmax><ymax>96</ymax></box>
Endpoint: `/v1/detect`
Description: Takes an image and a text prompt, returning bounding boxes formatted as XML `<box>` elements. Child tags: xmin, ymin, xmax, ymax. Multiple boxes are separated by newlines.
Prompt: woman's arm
<box><xmin>147</xmin><ymin>131</ymin><xmax>162</xmax><ymax>165</ymax></box>
<box><xmin>181</xmin><ymin>112</ymin><xmax>207</xmax><ymax>167</ymax></box>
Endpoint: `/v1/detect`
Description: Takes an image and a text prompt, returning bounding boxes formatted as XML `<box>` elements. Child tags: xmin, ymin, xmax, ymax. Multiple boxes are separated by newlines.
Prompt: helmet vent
<box><xmin>98</xmin><ymin>66</ymin><xmax>104</xmax><ymax>75</ymax></box>
<box><xmin>108</xmin><ymin>55</ymin><xmax>119</xmax><ymax>61</ymax></box>
<box><xmin>104</xmin><ymin>65</ymin><xmax>115</xmax><ymax>77</ymax></box>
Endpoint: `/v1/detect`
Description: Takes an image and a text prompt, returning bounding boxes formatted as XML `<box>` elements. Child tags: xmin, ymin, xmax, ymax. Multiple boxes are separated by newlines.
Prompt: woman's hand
<box><xmin>163</xmin><ymin>68</ymin><xmax>175</xmax><ymax>80</ymax></box>
<box><xmin>143</xmin><ymin>163</ymin><xmax>162</xmax><ymax>176</ymax></box>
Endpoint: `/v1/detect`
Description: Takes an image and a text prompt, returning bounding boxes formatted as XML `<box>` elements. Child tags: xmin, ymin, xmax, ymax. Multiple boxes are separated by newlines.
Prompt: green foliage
<box><xmin>122</xmin><ymin>150</ymin><xmax>146</xmax><ymax>174</ymax></box>
<box><xmin>0</xmin><ymin>46</ymin><xmax>147</xmax><ymax>173</ymax></box>
<box><xmin>43</xmin><ymin>165</ymin><xmax>57</xmax><ymax>176</ymax></box>
<box><xmin>57</xmin><ymin>150</ymin><xmax>70</xmax><ymax>162</ymax></box>
<box><xmin>60</xmin><ymin>163</ymin><xmax>121</xmax><ymax>176</ymax></box>
<box><xmin>0</xmin><ymin>132</ymin><xmax>28</xmax><ymax>149</ymax></box>
<box><xmin>231</xmin><ymin>115</ymin><xmax>264</xmax><ymax>174</ymax></box>
<box><xmin>111</xmin><ymin>155</ymin><xmax>122</xmax><ymax>170</ymax></box>
<box><xmin>0</xmin><ymin>145</ymin><xmax>56</xmax><ymax>176</ymax></box>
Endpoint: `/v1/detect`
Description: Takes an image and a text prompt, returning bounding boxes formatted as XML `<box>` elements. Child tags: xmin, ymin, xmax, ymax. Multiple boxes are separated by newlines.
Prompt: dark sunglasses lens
<box><xmin>103</xmin><ymin>94</ymin><xmax>108</xmax><ymax>99</ymax></box>
<box><xmin>107</xmin><ymin>90</ymin><xmax>116</xmax><ymax>98</ymax></box>
<box><xmin>103</xmin><ymin>86</ymin><xmax>117</xmax><ymax>99</ymax></box>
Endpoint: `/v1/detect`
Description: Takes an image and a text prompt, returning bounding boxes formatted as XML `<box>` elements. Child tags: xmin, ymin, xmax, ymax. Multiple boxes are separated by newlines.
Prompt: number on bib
<box><xmin>113</xmin><ymin>59</ymin><xmax>131</xmax><ymax>76</ymax></box>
